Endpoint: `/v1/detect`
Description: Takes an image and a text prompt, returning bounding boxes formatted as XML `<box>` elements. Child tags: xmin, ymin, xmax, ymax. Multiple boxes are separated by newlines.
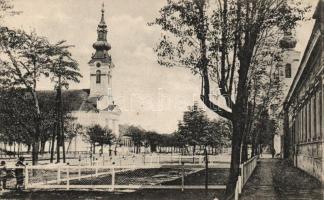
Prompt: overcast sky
<box><xmin>3</xmin><ymin>0</ymin><xmax>318</xmax><ymax>133</ymax></box>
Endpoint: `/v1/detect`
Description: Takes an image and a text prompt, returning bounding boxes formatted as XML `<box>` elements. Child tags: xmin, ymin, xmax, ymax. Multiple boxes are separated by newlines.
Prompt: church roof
<box><xmin>29</xmin><ymin>89</ymin><xmax>119</xmax><ymax>113</ymax></box>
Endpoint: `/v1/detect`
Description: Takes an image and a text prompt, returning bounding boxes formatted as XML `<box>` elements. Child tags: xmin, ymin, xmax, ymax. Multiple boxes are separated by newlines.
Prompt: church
<box><xmin>69</xmin><ymin>5</ymin><xmax>122</xmax><ymax>152</ymax></box>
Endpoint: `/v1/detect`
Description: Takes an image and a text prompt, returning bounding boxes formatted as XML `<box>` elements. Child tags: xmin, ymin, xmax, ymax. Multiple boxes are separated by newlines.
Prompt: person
<box><xmin>272</xmin><ymin>148</ymin><xmax>276</xmax><ymax>158</ymax></box>
<box><xmin>15</xmin><ymin>157</ymin><xmax>25</xmax><ymax>190</ymax></box>
<box><xmin>0</xmin><ymin>161</ymin><xmax>7</xmax><ymax>190</ymax></box>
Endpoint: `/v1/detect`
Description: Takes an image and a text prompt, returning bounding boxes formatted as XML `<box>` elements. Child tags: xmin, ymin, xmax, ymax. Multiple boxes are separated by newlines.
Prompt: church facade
<box><xmin>70</xmin><ymin>5</ymin><xmax>121</xmax><ymax>152</ymax></box>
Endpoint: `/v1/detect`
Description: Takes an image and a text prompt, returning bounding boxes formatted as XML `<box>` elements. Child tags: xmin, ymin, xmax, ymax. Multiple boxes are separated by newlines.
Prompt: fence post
<box><xmin>149</xmin><ymin>155</ymin><xmax>153</xmax><ymax>165</ymax></box>
<box><xmin>78</xmin><ymin>165</ymin><xmax>81</xmax><ymax>180</ymax></box>
<box><xmin>25</xmin><ymin>166</ymin><xmax>29</xmax><ymax>190</ymax></box>
<box><xmin>95</xmin><ymin>159</ymin><xmax>98</xmax><ymax>177</ymax></box>
<box><xmin>66</xmin><ymin>164</ymin><xmax>70</xmax><ymax>190</ymax></box>
<box><xmin>57</xmin><ymin>165</ymin><xmax>61</xmax><ymax>184</ymax></box>
<box><xmin>241</xmin><ymin>163</ymin><xmax>244</xmax><ymax>193</ymax></box>
<box><xmin>181</xmin><ymin>162</ymin><xmax>184</xmax><ymax>192</ymax></box>
<box><xmin>238</xmin><ymin>175</ymin><xmax>242</xmax><ymax>194</ymax></box>
<box><xmin>234</xmin><ymin>180</ymin><xmax>239</xmax><ymax>200</ymax></box>
<box><xmin>111</xmin><ymin>166</ymin><xmax>115</xmax><ymax>191</ymax></box>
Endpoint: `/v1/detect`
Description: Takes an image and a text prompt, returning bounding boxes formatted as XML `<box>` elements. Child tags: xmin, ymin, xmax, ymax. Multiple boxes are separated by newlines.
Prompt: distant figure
<box><xmin>15</xmin><ymin>157</ymin><xmax>25</xmax><ymax>190</ymax></box>
<box><xmin>271</xmin><ymin>148</ymin><xmax>276</xmax><ymax>158</ymax></box>
<box><xmin>0</xmin><ymin>161</ymin><xmax>7</xmax><ymax>190</ymax></box>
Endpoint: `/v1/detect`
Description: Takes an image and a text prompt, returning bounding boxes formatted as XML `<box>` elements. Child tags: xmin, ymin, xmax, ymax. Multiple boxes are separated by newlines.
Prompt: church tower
<box><xmin>89</xmin><ymin>4</ymin><xmax>114</xmax><ymax>109</ymax></box>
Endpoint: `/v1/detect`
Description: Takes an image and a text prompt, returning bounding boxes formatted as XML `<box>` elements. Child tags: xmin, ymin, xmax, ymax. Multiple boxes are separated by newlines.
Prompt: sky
<box><xmin>2</xmin><ymin>0</ymin><xmax>318</xmax><ymax>133</ymax></box>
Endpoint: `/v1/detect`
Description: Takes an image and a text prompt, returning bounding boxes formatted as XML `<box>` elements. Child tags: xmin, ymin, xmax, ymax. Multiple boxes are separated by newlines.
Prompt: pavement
<box><xmin>239</xmin><ymin>157</ymin><xmax>323</xmax><ymax>200</ymax></box>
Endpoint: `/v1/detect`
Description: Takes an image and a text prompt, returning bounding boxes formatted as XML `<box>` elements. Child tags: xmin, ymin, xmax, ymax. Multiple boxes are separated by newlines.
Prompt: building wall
<box><xmin>284</xmin><ymin>3</ymin><xmax>324</xmax><ymax>182</ymax></box>
<box><xmin>69</xmin><ymin>110</ymin><xmax>121</xmax><ymax>152</ymax></box>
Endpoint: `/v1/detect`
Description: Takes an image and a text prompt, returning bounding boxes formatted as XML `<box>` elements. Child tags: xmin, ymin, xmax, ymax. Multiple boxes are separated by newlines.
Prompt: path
<box><xmin>240</xmin><ymin>157</ymin><xmax>323</xmax><ymax>200</ymax></box>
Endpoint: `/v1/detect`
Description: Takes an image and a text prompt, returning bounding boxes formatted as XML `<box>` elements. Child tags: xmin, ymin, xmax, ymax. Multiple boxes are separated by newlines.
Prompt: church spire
<box><xmin>100</xmin><ymin>3</ymin><xmax>106</xmax><ymax>26</ymax></box>
<box><xmin>89</xmin><ymin>3</ymin><xmax>111</xmax><ymax>64</ymax></box>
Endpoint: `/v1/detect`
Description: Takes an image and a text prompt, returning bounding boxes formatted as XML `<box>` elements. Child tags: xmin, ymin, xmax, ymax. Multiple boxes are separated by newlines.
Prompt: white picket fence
<box><xmin>16</xmin><ymin>163</ymin><xmax>226</xmax><ymax>191</ymax></box>
<box><xmin>234</xmin><ymin>156</ymin><xmax>258</xmax><ymax>200</ymax></box>
<box><xmin>72</xmin><ymin>154</ymin><xmax>230</xmax><ymax>167</ymax></box>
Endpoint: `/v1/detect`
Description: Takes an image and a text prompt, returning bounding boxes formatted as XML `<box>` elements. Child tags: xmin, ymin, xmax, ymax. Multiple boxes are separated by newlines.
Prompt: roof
<box><xmin>38</xmin><ymin>89</ymin><xmax>119</xmax><ymax>113</ymax></box>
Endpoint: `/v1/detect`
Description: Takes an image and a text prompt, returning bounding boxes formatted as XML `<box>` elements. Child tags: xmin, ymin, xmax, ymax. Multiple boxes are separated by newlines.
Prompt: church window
<box><xmin>285</xmin><ymin>63</ymin><xmax>292</xmax><ymax>78</ymax></box>
<box><xmin>96</xmin><ymin>62</ymin><xmax>101</xmax><ymax>68</ymax></box>
<box><xmin>96</xmin><ymin>70</ymin><xmax>101</xmax><ymax>83</ymax></box>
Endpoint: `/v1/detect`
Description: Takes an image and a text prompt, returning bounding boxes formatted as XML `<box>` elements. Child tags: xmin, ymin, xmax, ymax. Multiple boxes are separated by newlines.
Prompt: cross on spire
<box><xmin>100</xmin><ymin>2</ymin><xmax>105</xmax><ymax>25</ymax></box>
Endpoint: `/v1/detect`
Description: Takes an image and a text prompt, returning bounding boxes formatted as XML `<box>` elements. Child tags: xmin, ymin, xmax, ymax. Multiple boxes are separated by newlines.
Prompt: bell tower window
<box><xmin>285</xmin><ymin>63</ymin><xmax>292</xmax><ymax>78</ymax></box>
<box><xmin>96</xmin><ymin>70</ymin><xmax>101</xmax><ymax>83</ymax></box>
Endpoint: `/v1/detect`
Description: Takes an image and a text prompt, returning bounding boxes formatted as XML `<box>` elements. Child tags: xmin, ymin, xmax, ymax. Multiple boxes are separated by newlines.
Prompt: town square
<box><xmin>0</xmin><ymin>0</ymin><xmax>323</xmax><ymax>199</ymax></box>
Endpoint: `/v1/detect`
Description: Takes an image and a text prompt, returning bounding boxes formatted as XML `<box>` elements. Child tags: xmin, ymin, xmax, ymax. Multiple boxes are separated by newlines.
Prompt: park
<box><xmin>0</xmin><ymin>0</ymin><xmax>323</xmax><ymax>200</ymax></box>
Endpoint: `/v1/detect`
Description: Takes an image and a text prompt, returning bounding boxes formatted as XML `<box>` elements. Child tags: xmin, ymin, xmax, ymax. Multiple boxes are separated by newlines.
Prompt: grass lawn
<box><xmin>1</xmin><ymin>189</ymin><xmax>225</xmax><ymax>200</ymax></box>
<box><xmin>1</xmin><ymin>167</ymin><xmax>228</xmax><ymax>199</ymax></box>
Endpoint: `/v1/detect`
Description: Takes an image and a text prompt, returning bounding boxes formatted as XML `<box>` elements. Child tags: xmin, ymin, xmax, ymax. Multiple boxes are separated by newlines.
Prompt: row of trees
<box><xmin>151</xmin><ymin>0</ymin><xmax>309</xmax><ymax>196</ymax></box>
<box><xmin>121</xmin><ymin>104</ymin><xmax>231</xmax><ymax>155</ymax></box>
<box><xmin>0</xmin><ymin>0</ymin><xmax>82</xmax><ymax>165</ymax></box>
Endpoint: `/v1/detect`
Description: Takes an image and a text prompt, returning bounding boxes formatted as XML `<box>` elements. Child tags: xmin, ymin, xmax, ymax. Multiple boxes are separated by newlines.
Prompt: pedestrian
<box><xmin>272</xmin><ymin>148</ymin><xmax>276</xmax><ymax>158</ymax></box>
<box><xmin>15</xmin><ymin>157</ymin><xmax>25</xmax><ymax>190</ymax></box>
<box><xmin>0</xmin><ymin>161</ymin><xmax>7</xmax><ymax>190</ymax></box>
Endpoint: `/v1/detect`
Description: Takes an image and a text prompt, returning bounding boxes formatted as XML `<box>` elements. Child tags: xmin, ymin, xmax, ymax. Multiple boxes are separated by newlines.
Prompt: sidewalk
<box><xmin>240</xmin><ymin>158</ymin><xmax>323</xmax><ymax>200</ymax></box>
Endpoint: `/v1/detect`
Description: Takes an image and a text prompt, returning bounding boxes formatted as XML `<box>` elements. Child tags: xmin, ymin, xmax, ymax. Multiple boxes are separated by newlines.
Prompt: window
<box><xmin>96</xmin><ymin>70</ymin><xmax>101</xmax><ymax>83</ymax></box>
<box><xmin>96</xmin><ymin>62</ymin><xmax>101</xmax><ymax>68</ymax></box>
<box><xmin>285</xmin><ymin>63</ymin><xmax>292</xmax><ymax>78</ymax></box>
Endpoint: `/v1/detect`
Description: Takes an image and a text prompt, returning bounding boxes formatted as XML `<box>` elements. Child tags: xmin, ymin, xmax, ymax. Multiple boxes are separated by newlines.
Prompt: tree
<box><xmin>151</xmin><ymin>0</ymin><xmax>308</xmax><ymax>195</ymax></box>
<box><xmin>84</xmin><ymin>124</ymin><xmax>115</xmax><ymax>154</ymax></box>
<box><xmin>178</xmin><ymin>103</ymin><xmax>209</xmax><ymax>155</ymax></box>
<box><xmin>201</xmin><ymin>119</ymin><xmax>232</xmax><ymax>154</ymax></box>
<box><xmin>47</xmin><ymin>41</ymin><xmax>82</xmax><ymax>163</ymax></box>
<box><xmin>0</xmin><ymin>28</ymin><xmax>81</xmax><ymax>165</ymax></box>
<box><xmin>144</xmin><ymin>131</ymin><xmax>161</xmax><ymax>152</ymax></box>
<box><xmin>0</xmin><ymin>29</ymin><xmax>52</xmax><ymax>165</ymax></box>
<box><xmin>125</xmin><ymin>125</ymin><xmax>145</xmax><ymax>154</ymax></box>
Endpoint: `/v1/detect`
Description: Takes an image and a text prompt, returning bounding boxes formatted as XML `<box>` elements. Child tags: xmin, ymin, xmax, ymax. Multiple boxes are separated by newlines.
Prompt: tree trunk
<box><xmin>66</xmin><ymin>139</ymin><xmax>73</xmax><ymax>154</ymax></box>
<box><xmin>27</xmin><ymin>144</ymin><xmax>31</xmax><ymax>153</ymax></box>
<box><xmin>56</xmin><ymin>120</ymin><xmax>60</xmax><ymax>163</ymax></box>
<box><xmin>225</xmin><ymin>120</ymin><xmax>243</xmax><ymax>196</ymax></box>
<box><xmin>32</xmin><ymin>118</ymin><xmax>41</xmax><ymax>165</ymax></box>
<box><xmin>50</xmin><ymin>123</ymin><xmax>56</xmax><ymax>163</ymax></box>
<box><xmin>241</xmin><ymin>137</ymin><xmax>248</xmax><ymax>162</ymax></box>
<box><xmin>40</xmin><ymin>140</ymin><xmax>46</xmax><ymax>155</ymax></box>
<box><xmin>17</xmin><ymin>142</ymin><xmax>20</xmax><ymax>157</ymax></box>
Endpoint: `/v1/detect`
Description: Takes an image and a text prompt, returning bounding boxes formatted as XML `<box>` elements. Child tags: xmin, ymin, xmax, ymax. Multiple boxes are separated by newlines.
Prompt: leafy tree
<box><xmin>0</xmin><ymin>27</ymin><xmax>81</xmax><ymax>164</ymax></box>
<box><xmin>47</xmin><ymin>42</ymin><xmax>81</xmax><ymax>163</ymax></box>
<box><xmin>178</xmin><ymin>103</ymin><xmax>209</xmax><ymax>155</ymax></box>
<box><xmin>125</xmin><ymin>125</ymin><xmax>145</xmax><ymax>154</ymax></box>
<box><xmin>84</xmin><ymin>124</ymin><xmax>115</xmax><ymax>154</ymax></box>
<box><xmin>151</xmin><ymin>0</ymin><xmax>308</xmax><ymax>194</ymax></box>
<box><xmin>0</xmin><ymin>29</ymin><xmax>52</xmax><ymax>165</ymax></box>
<box><xmin>144</xmin><ymin>131</ymin><xmax>161</xmax><ymax>152</ymax></box>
